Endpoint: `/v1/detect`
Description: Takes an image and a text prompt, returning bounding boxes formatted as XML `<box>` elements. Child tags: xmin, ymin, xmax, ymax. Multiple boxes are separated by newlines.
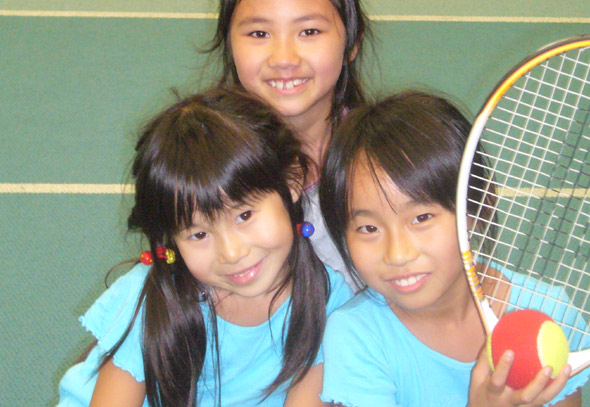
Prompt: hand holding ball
<box><xmin>487</xmin><ymin>309</ymin><xmax>569</xmax><ymax>389</ymax></box>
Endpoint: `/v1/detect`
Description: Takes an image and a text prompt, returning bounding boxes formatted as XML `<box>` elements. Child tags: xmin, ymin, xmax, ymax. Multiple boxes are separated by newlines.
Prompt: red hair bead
<box><xmin>139</xmin><ymin>250</ymin><xmax>154</xmax><ymax>265</ymax></box>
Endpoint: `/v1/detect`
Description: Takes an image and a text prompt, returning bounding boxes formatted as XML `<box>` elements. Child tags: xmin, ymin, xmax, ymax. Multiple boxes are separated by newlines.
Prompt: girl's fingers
<box><xmin>471</xmin><ymin>346</ymin><xmax>492</xmax><ymax>379</ymax></box>
<box><xmin>514</xmin><ymin>364</ymin><xmax>570</xmax><ymax>405</ymax></box>
<box><xmin>516</xmin><ymin>366</ymin><xmax>553</xmax><ymax>404</ymax></box>
<box><xmin>535</xmin><ymin>364</ymin><xmax>572</xmax><ymax>403</ymax></box>
<box><xmin>488</xmin><ymin>350</ymin><xmax>514</xmax><ymax>392</ymax></box>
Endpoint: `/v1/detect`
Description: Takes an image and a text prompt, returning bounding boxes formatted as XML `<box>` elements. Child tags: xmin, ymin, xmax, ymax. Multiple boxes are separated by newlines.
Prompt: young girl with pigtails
<box><xmin>56</xmin><ymin>87</ymin><xmax>352</xmax><ymax>407</ymax></box>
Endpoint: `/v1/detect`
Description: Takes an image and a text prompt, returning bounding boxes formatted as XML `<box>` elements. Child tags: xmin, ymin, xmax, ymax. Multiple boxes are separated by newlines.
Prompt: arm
<box><xmin>89</xmin><ymin>359</ymin><xmax>146</xmax><ymax>407</ymax></box>
<box><xmin>284</xmin><ymin>363</ymin><xmax>327</xmax><ymax>407</ymax></box>
<box><xmin>468</xmin><ymin>347</ymin><xmax>576</xmax><ymax>407</ymax></box>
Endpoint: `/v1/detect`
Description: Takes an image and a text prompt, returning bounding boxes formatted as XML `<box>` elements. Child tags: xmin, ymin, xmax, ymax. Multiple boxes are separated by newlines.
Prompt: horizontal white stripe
<box><xmin>2</xmin><ymin>183</ymin><xmax>587</xmax><ymax>197</ymax></box>
<box><xmin>0</xmin><ymin>183</ymin><xmax>134</xmax><ymax>194</ymax></box>
<box><xmin>0</xmin><ymin>10</ymin><xmax>216</xmax><ymax>18</ymax></box>
<box><xmin>370</xmin><ymin>15</ymin><xmax>590</xmax><ymax>23</ymax></box>
<box><xmin>498</xmin><ymin>187</ymin><xmax>590</xmax><ymax>198</ymax></box>
<box><xmin>1</xmin><ymin>9</ymin><xmax>589</xmax><ymax>23</ymax></box>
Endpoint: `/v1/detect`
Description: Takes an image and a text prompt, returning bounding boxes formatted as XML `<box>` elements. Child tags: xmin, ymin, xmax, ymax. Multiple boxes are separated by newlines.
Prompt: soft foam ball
<box><xmin>486</xmin><ymin>309</ymin><xmax>569</xmax><ymax>389</ymax></box>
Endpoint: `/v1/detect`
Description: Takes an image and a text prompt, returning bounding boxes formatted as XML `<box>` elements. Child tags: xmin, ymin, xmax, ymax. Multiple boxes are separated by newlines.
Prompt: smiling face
<box><xmin>345</xmin><ymin>157</ymin><xmax>467</xmax><ymax>313</ymax></box>
<box><xmin>174</xmin><ymin>191</ymin><xmax>294</xmax><ymax>302</ymax></box>
<box><xmin>229</xmin><ymin>0</ymin><xmax>347</xmax><ymax>127</ymax></box>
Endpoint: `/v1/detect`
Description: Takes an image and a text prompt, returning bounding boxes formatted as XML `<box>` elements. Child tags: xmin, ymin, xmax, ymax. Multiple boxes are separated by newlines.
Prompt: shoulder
<box><xmin>325</xmin><ymin>265</ymin><xmax>354</xmax><ymax>314</ymax></box>
<box><xmin>325</xmin><ymin>289</ymin><xmax>391</xmax><ymax>340</ymax></box>
<box><xmin>332</xmin><ymin>288</ymin><xmax>382</xmax><ymax>315</ymax></box>
<box><xmin>78</xmin><ymin>263</ymin><xmax>150</xmax><ymax>381</ymax></box>
<box><xmin>83</xmin><ymin>263</ymin><xmax>149</xmax><ymax>324</ymax></box>
<box><xmin>320</xmin><ymin>291</ymin><xmax>402</xmax><ymax>407</ymax></box>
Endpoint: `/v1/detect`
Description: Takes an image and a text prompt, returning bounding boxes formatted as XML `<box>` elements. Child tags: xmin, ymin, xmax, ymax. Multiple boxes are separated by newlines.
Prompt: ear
<box><xmin>348</xmin><ymin>43</ymin><xmax>358</xmax><ymax>63</ymax></box>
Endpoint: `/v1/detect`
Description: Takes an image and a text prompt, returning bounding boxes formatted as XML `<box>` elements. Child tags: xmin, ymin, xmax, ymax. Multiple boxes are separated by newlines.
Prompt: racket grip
<box><xmin>479</xmin><ymin>299</ymin><xmax>499</xmax><ymax>334</ymax></box>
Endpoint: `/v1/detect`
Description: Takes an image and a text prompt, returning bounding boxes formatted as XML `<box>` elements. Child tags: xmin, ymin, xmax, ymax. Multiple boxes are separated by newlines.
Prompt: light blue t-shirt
<box><xmin>58</xmin><ymin>263</ymin><xmax>352</xmax><ymax>407</ymax></box>
<box><xmin>321</xmin><ymin>268</ymin><xmax>590</xmax><ymax>407</ymax></box>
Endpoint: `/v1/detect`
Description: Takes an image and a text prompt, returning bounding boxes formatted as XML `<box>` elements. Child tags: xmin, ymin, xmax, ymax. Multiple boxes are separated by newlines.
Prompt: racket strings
<box><xmin>468</xmin><ymin>44</ymin><xmax>590</xmax><ymax>348</ymax></box>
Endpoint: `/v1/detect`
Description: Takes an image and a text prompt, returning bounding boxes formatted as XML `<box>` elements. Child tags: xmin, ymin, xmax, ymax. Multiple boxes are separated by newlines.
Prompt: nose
<box><xmin>267</xmin><ymin>36</ymin><xmax>300</xmax><ymax>69</ymax></box>
<box><xmin>383</xmin><ymin>229</ymin><xmax>419</xmax><ymax>266</ymax></box>
<box><xmin>216</xmin><ymin>229</ymin><xmax>249</xmax><ymax>264</ymax></box>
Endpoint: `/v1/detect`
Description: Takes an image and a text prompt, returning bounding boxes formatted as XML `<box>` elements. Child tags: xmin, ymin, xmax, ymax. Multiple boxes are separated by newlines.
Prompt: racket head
<box><xmin>456</xmin><ymin>35</ymin><xmax>590</xmax><ymax>352</ymax></box>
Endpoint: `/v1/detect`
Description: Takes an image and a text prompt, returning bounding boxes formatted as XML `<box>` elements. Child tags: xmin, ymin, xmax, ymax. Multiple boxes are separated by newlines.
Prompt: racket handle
<box><xmin>478</xmin><ymin>298</ymin><xmax>499</xmax><ymax>335</ymax></box>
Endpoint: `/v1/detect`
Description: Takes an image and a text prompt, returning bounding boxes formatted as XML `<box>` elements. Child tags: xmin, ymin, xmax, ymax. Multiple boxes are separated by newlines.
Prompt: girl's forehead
<box><xmin>349</xmin><ymin>159</ymin><xmax>407</xmax><ymax>208</ymax></box>
<box><xmin>231</xmin><ymin>0</ymin><xmax>342</xmax><ymax>23</ymax></box>
<box><xmin>187</xmin><ymin>190</ymin><xmax>266</xmax><ymax>223</ymax></box>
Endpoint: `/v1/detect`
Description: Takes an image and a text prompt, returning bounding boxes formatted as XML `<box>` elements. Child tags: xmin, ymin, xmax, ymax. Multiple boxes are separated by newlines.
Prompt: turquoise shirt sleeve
<box><xmin>79</xmin><ymin>263</ymin><xmax>148</xmax><ymax>381</ymax></box>
<box><xmin>314</xmin><ymin>265</ymin><xmax>354</xmax><ymax>367</ymax></box>
<box><xmin>320</xmin><ymin>296</ymin><xmax>398</xmax><ymax>407</ymax></box>
<box><xmin>57</xmin><ymin>264</ymin><xmax>150</xmax><ymax>407</ymax></box>
<box><xmin>325</xmin><ymin>265</ymin><xmax>354</xmax><ymax>314</ymax></box>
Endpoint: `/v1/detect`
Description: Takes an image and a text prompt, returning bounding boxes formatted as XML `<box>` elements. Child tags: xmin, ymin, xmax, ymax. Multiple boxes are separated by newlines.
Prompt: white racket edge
<box><xmin>455</xmin><ymin>35</ymin><xmax>590</xmax><ymax>376</ymax></box>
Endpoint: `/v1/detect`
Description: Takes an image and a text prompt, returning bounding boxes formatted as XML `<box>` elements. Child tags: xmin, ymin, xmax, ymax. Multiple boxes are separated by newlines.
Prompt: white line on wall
<box><xmin>0</xmin><ymin>183</ymin><xmax>134</xmax><ymax>194</ymax></box>
<box><xmin>1</xmin><ymin>10</ymin><xmax>589</xmax><ymax>23</ymax></box>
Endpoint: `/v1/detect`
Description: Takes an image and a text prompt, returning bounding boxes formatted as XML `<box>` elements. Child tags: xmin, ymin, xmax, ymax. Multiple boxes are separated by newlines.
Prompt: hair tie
<box><xmin>140</xmin><ymin>245</ymin><xmax>176</xmax><ymax>265</ymax></box>
<box><xmin>297</xmin><ymin>222</ymin><xmax>315</xmax><ymax>238</ymax></box>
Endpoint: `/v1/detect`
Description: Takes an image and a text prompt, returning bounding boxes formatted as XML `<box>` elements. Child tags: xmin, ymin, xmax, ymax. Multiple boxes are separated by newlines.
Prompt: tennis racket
<box><xmin>456</xmin><ymin>34</ymin><xmax>590</xmax><ymax>376</ymax></box>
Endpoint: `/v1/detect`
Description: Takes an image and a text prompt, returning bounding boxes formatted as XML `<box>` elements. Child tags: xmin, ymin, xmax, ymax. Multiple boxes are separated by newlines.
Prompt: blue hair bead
<box><xmin>298</xmin><ymin>222</ymin><xmax>315</xmax><ymax>238</ymax></box>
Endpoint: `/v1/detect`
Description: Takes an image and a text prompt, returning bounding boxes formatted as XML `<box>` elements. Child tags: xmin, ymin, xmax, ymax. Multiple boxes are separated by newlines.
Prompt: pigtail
<box><xmin>263</xmin><ymin>191</ymin><xmax>330</xmax><ymax>397</ymax></box>
<box><xmin>99</xmin><ymin>253</ymin><xmax>215</xmax><ymax>407</ymax></box>
<box><xmin>272</xmin><ymin>234</ymin><xmax>329</xmax><ymax>393</ymax></box>
<box><xmin>142</xmin><ymin>259</ymin><xmax>210</xmax><ymax>407</ymax></box>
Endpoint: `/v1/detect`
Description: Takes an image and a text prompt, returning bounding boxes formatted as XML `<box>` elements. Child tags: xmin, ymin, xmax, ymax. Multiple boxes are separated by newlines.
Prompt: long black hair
<box><xmin>320</xmin><ymin>90</ymin><xmax>491</xmax><ymax>287</ymax></box>
<box><xmin>105</xmin><ymin>87</ymin><xmax>329</xmax><ymax>406</ymax></box>
<box><xmin>205</xmin><ymin>0</ymin><xmax>371</xmax><ymax>123</ymax></box>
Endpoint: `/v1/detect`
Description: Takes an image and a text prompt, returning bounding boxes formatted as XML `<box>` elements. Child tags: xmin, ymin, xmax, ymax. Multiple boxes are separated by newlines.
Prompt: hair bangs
<box><xmin>354</xmin><ymin>98</ymin><xmax>463</xmax><ymax>212</ymax></box>
<box><xmin>163</xmin><ymin>113</ymin><xmax>281</xmax><ymax>234</ymax></box>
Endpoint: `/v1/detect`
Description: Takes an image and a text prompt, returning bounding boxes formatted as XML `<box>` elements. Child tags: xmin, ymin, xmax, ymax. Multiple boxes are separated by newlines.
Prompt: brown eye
<box><xmin>301</xmin><ymin>28</ymin><xmax>320</xmax><ymax>36</ymax></box>
<box><xmin>412</xmin><ymin>214</ymin><xmax>433</xmax><ymax>224</ymax></box>
<box><xmin>237</xmin><ymin>210</ymin><xmax>253</xmax><ymax>223</ymax></box>
<box><xmin>190</xmin><ymin>231</ymin><xmax>208</xmax><ymax>241</ymax></box>
<box><xmin>249</xmin><ymin>31</ymin><xmax>269</xmax><ymax>38</ymax></box>
<box><xmin>357</xmin><ymin>225</ymin><xmax>378</xmax><ymax>234</ymax></box>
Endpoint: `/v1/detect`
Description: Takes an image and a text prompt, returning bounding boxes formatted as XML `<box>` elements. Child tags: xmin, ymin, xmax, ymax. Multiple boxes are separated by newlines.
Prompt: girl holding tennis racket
<box><xmin>319</xmin><ymin>91</ymin><xmax>588</xmax><ymax>406</ymax></box>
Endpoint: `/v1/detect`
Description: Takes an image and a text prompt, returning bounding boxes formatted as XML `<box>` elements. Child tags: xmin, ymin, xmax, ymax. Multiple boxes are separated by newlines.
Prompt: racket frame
<box><xmin>456</xmin><ymin>34</ymin><xmax>590</xmax><ymax>374</ymax></box>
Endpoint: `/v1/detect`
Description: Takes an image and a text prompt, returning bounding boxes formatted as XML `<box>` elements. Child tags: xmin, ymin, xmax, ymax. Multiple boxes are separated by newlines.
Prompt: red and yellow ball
<box><xmin>487</xmin><ymin>309</ymin><xmax>569</xmax><ymax>389</ymax></box>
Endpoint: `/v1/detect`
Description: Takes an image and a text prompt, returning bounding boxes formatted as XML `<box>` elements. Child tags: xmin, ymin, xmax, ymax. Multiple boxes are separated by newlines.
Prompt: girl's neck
<box><xmin>391</xmin><ymin>280</ymin><xmax>474</xmax><ymax>324</ymax></box>
<box><xmin>284</xmin><ymin>112</ymin><xmax>333</xmax><ymax>187</ymax></box>
<box><xmin>389</xmin><ymin>278</ymin><xmax>485</xmax><ymax>362</ymax></box>
<box><xmin>213</xmin><ymin>280</ymin><xmax>292</xmax><ymax>327</ymax></box>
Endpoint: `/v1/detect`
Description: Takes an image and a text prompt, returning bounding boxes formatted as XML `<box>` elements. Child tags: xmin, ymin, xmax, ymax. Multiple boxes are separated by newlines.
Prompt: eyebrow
<box><xmin>350</xmin><ymin>198</ymin><xmax>430</xmax><ymax>217</ymax></box>
<box><xmin>293</xmin><ymin>13</ymin><xmax>332</xmax><ymax>23</ymax></box>
<box><xmin>349</xmin><ymin>209</ymin><xmax>375</xmax><ymax>218</ymax></box>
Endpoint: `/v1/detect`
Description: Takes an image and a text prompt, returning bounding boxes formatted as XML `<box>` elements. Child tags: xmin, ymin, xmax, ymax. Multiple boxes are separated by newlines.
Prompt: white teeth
<box><xmin>269</xmin><ymin>78</ymin><xmax>307</xmax><ymax>90</ymax></box>
<box><xmin>394</xmin><ymin>274</ymin><xmax>425</xmax><ymax>287</ymax></box>
<box><xmin>231</xmin><ymin>267</ymin><xmax>252</xmax><ymax>277</ymax></box>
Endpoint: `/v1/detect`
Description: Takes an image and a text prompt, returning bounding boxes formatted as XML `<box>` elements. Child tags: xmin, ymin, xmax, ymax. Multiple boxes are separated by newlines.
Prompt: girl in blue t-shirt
<box><xmin>318</xmin><ymin>91</ymin><xmax>587</xmax><ymax>407</ymax></box>
<box><xmin>57</xmin><ymin>87</ymin><xmax>352</xmax><ymax>407</ymax></box>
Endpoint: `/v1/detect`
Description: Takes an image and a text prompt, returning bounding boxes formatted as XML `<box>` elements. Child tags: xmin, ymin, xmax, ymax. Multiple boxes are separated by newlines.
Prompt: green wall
<box><xmin>1</xmin><ymin>1</ymin><xmax>589</xmax><ymax>405</ymax></box>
